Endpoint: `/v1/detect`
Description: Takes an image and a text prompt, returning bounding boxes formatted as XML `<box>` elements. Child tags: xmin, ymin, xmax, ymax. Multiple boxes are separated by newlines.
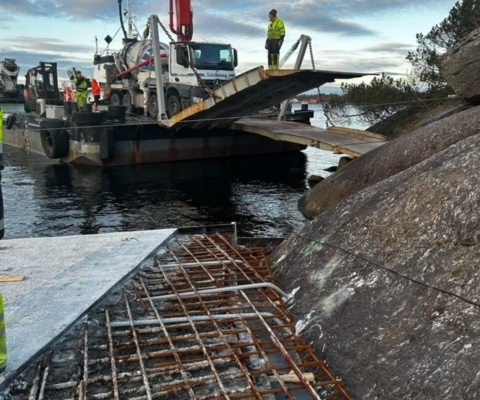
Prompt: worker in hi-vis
<box><xmin>265</xmin><ymin>9</ymin><xmax>286</xmax><ymax>70</ymax></box>
<box><xmin>70</xmin><ymin>70</ymin><xmax>89</xmax><ymax>111</ymax></box>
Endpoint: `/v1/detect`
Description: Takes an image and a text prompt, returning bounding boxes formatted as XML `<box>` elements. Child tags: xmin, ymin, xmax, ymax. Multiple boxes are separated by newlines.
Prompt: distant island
<box><xmin>294</xmin><ymin>92</ymin><xmax>334</xmax><ymax>104</ymax></box>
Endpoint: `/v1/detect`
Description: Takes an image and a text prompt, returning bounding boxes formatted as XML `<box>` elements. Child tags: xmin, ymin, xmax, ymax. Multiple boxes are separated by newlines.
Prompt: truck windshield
<box><xmin>191</xmin><ymin>44</ymin><xmax>234</xmax><ymax>71</ymax></box>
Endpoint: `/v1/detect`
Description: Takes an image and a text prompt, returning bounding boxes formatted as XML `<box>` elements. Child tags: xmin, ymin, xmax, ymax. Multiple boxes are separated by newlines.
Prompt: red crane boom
<box><xmin>169</xmin><ymin>0</ymin><xmax>193</xmax><ymax>42</ymax></box>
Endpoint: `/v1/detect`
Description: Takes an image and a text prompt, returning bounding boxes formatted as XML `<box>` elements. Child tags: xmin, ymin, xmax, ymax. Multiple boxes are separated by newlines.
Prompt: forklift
<box><xmin>23</xmin><ymin>62</ymin><xmax>63</xmax><ymax>113</ymax></box>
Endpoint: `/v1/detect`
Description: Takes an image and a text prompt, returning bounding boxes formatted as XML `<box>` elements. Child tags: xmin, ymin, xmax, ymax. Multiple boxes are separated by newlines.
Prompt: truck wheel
<box><xmin>147</xmin><ymin>94</ymin><xmax>158</xmax><ymax>119</ymax></box>
<box><xmin>110</xmin><ymin>92</ymin><xmax>122</xmax><ymax>106</ymax></box>
<box><xmin>167</xmin><ymin>94</ymin><xmax>182</xmax><ymax>118</ymax></box>
<box><xmin>40</xmin><ymin>120</ymin><xmax>70</xmax><ymax>159</ymax></box>
<box><xmin>122</xmin><ymin>92</ymin><xmax>133</xmax><ymax>114</ymax></box>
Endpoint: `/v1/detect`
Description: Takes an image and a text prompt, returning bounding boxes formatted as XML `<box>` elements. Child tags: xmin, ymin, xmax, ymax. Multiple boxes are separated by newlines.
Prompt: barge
<box><xmin>1</xmin><ymin>13</ymin><xmax>368</xmax><ymax>166</ymax></box>
<box><xmin>1</xmin><ymin>62</ymin><xmax>366</xmax><ymax>166</ymax></box>
<box><xmin>2</xmin><ymin>111</ymin><xmax>310</xmax><ymax>166</ymax></box>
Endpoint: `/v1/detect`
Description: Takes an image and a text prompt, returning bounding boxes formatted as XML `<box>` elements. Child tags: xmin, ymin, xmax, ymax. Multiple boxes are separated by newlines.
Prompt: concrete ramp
<box><xmin>168</xmin><ymin>66</ymin><xmax>366</xmax><ymax>130</ymax></box>
<box><xmin>0</xmin><ymin>229</ymin><xmax>176</xmax><ymax>387</ymax></box>
<box><xmin>232</xmin><ymin>119</ymin><xmax>386</xmax><ymax>157</ymax></box>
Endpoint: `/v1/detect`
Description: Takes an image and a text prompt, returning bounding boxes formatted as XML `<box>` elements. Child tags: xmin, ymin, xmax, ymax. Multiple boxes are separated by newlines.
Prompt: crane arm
<box><xmin>279</xmin><ymin>34</ymin><xmax>312</xmax><ymax>69</ymax></box>
<box><xmin>169</xmin><ymin>0</ymin><xmax>193</xmax><ymax>42</ymax></box>
<box><xmin>277</xmin><ymin>34</ymin><xmax>313</xmax><ymax>121</ymax></box>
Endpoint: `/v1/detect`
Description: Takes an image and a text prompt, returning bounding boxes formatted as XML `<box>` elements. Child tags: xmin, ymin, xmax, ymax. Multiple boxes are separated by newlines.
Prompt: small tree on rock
<box><xmin>406</xmin><ymin>0</ymin><xmax>480</xmax><ymax>88</ymax></box>
<box><xmin>325</xmin><ymin>0</ymin><xmax>480</xmax><ymax>127</ymax></box>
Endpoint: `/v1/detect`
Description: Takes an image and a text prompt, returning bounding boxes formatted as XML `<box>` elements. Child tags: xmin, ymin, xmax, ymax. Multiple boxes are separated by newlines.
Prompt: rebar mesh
<box><xmin>5</xmin><ymin>232</ymin><xmax>352</xmax><ymax>400</ymax></box>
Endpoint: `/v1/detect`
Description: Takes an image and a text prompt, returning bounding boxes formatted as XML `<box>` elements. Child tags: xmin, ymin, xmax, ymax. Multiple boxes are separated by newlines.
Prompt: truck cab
<box><xmin>162</xmin><ymin>41</ymin><xmax>237</xmax><ymax>116</ymax></box>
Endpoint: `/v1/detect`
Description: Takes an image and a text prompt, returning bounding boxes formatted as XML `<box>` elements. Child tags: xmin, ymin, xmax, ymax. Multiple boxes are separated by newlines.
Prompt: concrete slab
<box><xmin>0</xmin><ymin>228</ymin><xmax>177</xmax><ymax>385</ymax></box>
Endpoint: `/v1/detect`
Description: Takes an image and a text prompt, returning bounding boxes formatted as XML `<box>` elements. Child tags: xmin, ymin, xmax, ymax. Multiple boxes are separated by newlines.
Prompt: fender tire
<box><xmin>5</xmin><ymin>115</ymin><xmax>15</xmax><ymax>130</ymax></box>
<box><xmin>40</xmin><ymin>120</ymin><xmax>70</xmax><ymax>159</ymax></box>
<box><xmin>167</xmin><ymin>94</ymin><xmax>182</xmax><ymax>118</ymax></box>
<box><xmin>72</xmin><ymin>111</ymin><xmax>104</xmax><ymax>125</ymax></box>
<box><xmin>107</xmin><ymin>105</ymin><xmax>126</xmax><ymax>120</ymax></box>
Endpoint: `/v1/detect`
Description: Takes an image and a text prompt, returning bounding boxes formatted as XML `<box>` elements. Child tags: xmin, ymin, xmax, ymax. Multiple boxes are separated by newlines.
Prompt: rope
<box><xmin>294</xmin><ymin>233</ymin><xmax>480</xmax><ymax>310</ymax></box>
<box><xmin>9</xmin><ymin>95</ymin><xmax>459</xmax><ymax>133</ymax></box>
<box><xmin>14</xmin><ymin>110</ymin><xmax>285</xmax><ymax>132</ymax></box>
<box><xmin>325</xmin><ymin>95</ymin><xmax>456</xmax><ymax>109</ymax></box>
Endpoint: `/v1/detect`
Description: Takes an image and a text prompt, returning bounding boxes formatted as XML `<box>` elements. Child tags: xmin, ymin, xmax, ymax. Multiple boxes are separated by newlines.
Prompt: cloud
<box><xmin>0</xmin><ymin>0</ymin><xmax>439</xmax><ymax>37</ymax></box>
<box><xmin>2</xmin><ymin>37</ymin><xmax>93</xmax><ymax>55</ymax></box>
<box><xmin>0</xmin><ymin>34</ymin><xmax>94</xmax><ymax>77</ymax></box>
<box><xmin>0</xmin><ymin>0</ymin><xmax>454</xmax><ymax>85</ymax></box>
<box><xmin>0</xmin><ymin>0</ymin><xmax>163</xmax><ymax>21</ymax></box>
<box><xmin>363</xmin><ymin>43</ymin><xmax>415</xmax><ymax>53</ymax></box>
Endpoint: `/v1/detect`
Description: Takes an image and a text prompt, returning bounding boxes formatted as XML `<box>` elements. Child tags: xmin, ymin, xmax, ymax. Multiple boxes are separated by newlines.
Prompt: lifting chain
<box><xmin>156</xmin><ymin>17</ymin><xmax>174</xmax><ymax>42</ymax></box>
<box><xmin>308</xmin><ymin>41</ymin><xmax>316</xmax><ymax>71</ymax></box>
<box><xmin>309</xmin><ymin>41</ymin><xmax>333</xmax><ymax>127</ymax></box>
<box><xmin>155</xmin><ymin>18</ymin><xmax>214</xmax><ymax>97</ymax></box>
<box><xmin>309</xmin><ymin>41</ymin><xmax>322</xmax><ymax>101</ymax></box>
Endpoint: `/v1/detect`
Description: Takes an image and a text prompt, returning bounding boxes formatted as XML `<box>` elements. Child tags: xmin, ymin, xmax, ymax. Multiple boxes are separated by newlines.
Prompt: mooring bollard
<box><xmin>0</xmin><ymin>294</ymin><xmax>7</xmax><ymax>372</ymax></box>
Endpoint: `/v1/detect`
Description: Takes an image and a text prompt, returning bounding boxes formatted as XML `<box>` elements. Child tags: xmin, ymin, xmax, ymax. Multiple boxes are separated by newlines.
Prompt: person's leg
<box><xmin>271</xmin><ymin>39</ymin><xmax>280</xmax><ymax>69</ymax></box>
<box><xmin>267</xmin><ymin>43</ymin><xmax>273</xmax><ymax>69</ymax></box>
<box><xmin>78</xmin><ymin>94</ymin><xmax>86</xmax><ymax>111</ymax></box>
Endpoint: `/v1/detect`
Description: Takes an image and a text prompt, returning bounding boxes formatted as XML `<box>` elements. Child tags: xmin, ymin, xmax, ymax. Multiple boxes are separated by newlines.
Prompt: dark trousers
<box><xmin>267</xmin><ymin>39</ymin><xmax>280</xmax><ymax>69</ymax></box>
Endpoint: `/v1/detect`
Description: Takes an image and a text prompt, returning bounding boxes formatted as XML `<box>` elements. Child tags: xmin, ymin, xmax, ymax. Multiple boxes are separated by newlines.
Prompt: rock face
<box><xmin>272</xmin><ymin>130</ymin><xmax>480</xmax><ymax>400</ymax></box>
<box><xmin>299</xmin><ymin>105</ymin><xmax>480</xmax><ymax>219</ymax></box>
<box><xmin>440</xmin><ymin>27</ymin><xmax>480</xmax><ymax>103</ymax></box>
<box><xmin>272</xmin><ymin>131</ymin><xmax>480</xmax><ymax>399</ymax></box>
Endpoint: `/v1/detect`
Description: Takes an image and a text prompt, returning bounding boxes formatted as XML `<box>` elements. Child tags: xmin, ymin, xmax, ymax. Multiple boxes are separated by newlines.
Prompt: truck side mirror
<box><xmin>233</xmin><ymin>49</ymin><xmax>238</xmax><ymax>67</ymax></box>
<box><xmin>176</xmin><ymin>46</ymin><xmax>189</xmax><ymax>68</ymax></box>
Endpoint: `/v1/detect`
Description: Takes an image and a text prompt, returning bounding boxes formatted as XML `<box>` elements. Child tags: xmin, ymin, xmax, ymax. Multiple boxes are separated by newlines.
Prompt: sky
<box><xmin>0</xmin><ymin>0</ymin><xmax>459</xmax><ymax>92</ymax></box>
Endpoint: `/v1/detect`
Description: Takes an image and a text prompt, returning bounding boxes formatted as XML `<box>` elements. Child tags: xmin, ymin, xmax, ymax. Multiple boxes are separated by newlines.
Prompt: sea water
<box><xmin>0</xmin><ymin>103</ymin><xmax>367</xmax><ymax>238</ymax></box>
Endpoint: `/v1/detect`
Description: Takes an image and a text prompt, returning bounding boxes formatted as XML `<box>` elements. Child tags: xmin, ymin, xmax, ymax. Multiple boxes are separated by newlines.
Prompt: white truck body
<box><xmin>92</xmin><ymin>38</ymin><xmax>237</xmax><ymax>118</ymax></box>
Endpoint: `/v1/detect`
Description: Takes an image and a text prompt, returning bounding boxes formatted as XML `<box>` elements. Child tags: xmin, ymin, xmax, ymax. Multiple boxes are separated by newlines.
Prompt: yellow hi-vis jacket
<box><xmin>267</xmin><ymin>17</ymin><xmax>286</xmax><ymax>40</ymax></box>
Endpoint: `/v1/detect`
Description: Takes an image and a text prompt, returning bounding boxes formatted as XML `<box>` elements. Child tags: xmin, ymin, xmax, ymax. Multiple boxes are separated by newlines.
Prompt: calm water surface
<box><xmin>1</xmin><ymin>104</ymin><xmax>364</xmax><ymax>239</ymax></box>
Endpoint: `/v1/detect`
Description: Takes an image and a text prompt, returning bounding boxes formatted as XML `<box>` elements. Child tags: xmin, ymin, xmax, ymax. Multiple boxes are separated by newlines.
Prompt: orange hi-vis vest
<box><xmin>92</xmin><ymin>81</ymin><xmax>101</xmax><ymax>96</ymax></box>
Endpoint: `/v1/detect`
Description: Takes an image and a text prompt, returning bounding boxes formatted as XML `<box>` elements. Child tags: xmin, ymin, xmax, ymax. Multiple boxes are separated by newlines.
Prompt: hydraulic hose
<box><xmin>118</xmin><ymin>0</ymin><xmax>128</xmax><ymax>40</ymax></box>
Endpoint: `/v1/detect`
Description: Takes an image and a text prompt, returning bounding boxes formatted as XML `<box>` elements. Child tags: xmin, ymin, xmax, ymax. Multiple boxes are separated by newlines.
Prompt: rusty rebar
<box><xmin>105</xmin><ymin>310</ymin><xmax>120</xmax><ymax>400</ymax></box>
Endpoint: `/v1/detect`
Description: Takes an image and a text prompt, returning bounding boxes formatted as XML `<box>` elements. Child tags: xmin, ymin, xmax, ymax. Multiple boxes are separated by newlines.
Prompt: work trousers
<box><xmin>267</xmin><ymin>39</ymin><xmax>281</xmax><ymax>70</ymax></box>
<box><xmin>76</xmin><ymin>92</ymin><xmax>88</xmax><ymax>111</ymax></box>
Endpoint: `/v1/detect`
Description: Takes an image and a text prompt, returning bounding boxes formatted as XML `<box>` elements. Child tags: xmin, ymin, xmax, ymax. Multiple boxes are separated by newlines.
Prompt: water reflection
<box><xmin>3</xmin><ymin>148</ymin><xmax>310</xmax><ymax>239</ymax></box>
<box><xmin>2</xmin><ymin>102</ymin><xmax>353</xmax><ymax>239</ymax></box>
